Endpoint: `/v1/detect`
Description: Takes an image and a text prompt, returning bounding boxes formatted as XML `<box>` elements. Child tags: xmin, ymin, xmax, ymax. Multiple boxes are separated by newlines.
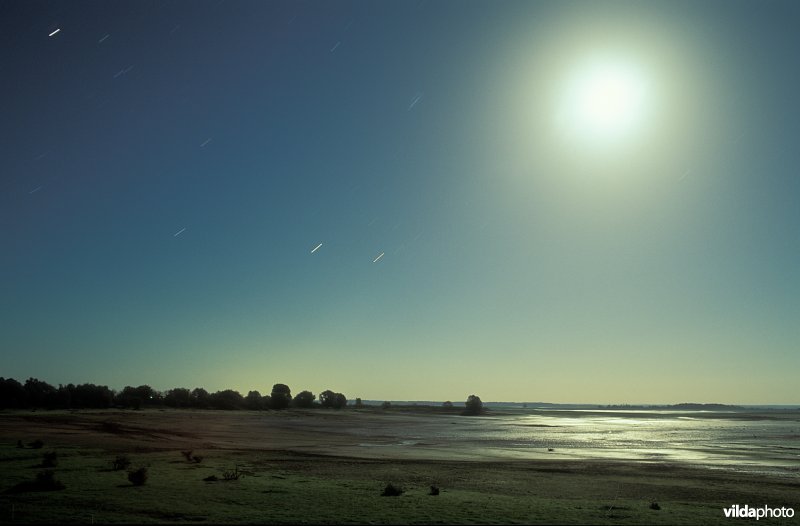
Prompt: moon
<box><xmin>556</xmin><ymin>56</ymin><xmax>651</xmax><ymax>149</ymax></box>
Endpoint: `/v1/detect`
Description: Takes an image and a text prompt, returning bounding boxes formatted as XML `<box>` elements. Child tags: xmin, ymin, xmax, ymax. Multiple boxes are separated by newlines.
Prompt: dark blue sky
<box><xmin>2</xmin><ymin>0</ymin><xmax>798</xmax><ymax>403</ymax></box>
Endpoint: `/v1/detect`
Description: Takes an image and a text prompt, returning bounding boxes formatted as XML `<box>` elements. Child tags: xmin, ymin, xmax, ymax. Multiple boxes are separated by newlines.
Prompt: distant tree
<box><xmin>442</xmin><ymin>401</ymin><xmax>453</xmax><ymax>408</ymax></box>
<box><xmin>333</xmin><ymin>393</ymin><xmax>348</xmax><ymax>409</ymax></box>
<box><xmin>164</xmin><ymin>388</ymin><xmax>192</xmax><ymax>408</ymax></box>
<box><xmin>117</xmin><ymin>385</ymin><xmax>160</xmax><ymax>409</ymax></box>
<box><xmin>0</xmin><ymin>378</ymin><xmax>28</xmax><ymax>409</ymax></box>
<box><xmin>24</xmin><ymin>378</ymin><xmax>57</xmax><ymax>408</ymax></box>
<box><xmin>245</xmin><ymin>390</ymin><xmax>264</xmax><ymax>410</ymax></box>
<box><xmin>270</xmin><ymin>384</ymin><xmax>292</xmax><ymax>410</ymax></box>
<box><xmin>462</xmin><ymin>394</ymin><xmax>483</xmax><ymax>416</ymax></box>
<box><xmin>116</xmin><ymin>386</ymin><xmax>138</xmax><ymax>409</ymax></box>
<box><xmin>190</xmin><ymin>388</ymin><xmax>211</xmax><ymax>409</ymax></box>
<box><xmin>292</xmin><ymin>390</ymin><xmax>315</xmax><ymax>409</ymax></box>
<box><xmin>354</xmin><ymin>398</ymin><xmax>363</xmax><ymax>408</ymax></box>
<box><xmin>381</xmin><ymin>401</ymin><xmax>391</xmax><ymax>409</ymax></box>
<box><xmin>52</xmin><ymin>385</ymin><xmax>71</xmax><ymax>409</ymax></box>
<box><xmin>465</xmin><ymin>395</ymin><xmax>483</xmax><ymax>414</ymax></box>
<box><xmin>319</xmin><ymin>390</ymin><xmax>336</xmax><ymax>408</ymax></box>
<box><xmin>210</xmin><ymin>389</ymin><xmax>244</xmax><ymax>410</ymax></box>
<box><xmin>73</xmin><ymin>383</ymin><xmax>113</xmax><ymax>408</ymax></box>
<box><xmin>318</xmin><ymin>390</ymin><xmax>347</xmax><ymax>409</ymax></box>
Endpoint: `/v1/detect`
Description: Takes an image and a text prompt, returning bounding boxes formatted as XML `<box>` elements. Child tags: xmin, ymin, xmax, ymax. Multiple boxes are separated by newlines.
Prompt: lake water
<box><xmin>350</xmin><ymin>409</ymin><xmax>800</xmax><ymax>477</ymax></box>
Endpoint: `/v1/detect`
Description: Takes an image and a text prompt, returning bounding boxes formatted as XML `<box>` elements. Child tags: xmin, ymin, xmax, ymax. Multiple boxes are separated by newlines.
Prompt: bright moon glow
<box><xmin>557</xmin><ymin>57</ymin><xmax>650</xmax><ymax>148</ymax></box>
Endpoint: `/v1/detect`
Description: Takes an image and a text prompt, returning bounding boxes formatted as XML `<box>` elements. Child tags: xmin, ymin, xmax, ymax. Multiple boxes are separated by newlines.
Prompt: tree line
<box><xmin>0</xmin><ymin>377</ymin><xmax>350</xmax><ymax>411</ymax></box>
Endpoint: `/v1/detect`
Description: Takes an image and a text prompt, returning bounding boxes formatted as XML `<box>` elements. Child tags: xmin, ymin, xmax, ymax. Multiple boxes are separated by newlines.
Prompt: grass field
<box><xmin>0</xmin><ymin>409</ymin><xmax>797</xmax><ymax>524</ymax></box>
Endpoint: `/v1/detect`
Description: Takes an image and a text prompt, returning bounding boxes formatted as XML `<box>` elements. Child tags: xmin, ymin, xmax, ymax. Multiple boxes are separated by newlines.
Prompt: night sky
<box><xmin>2</xmin><ymin>0</ymin><xmax>798</xmax><ymax>403</ymax></box>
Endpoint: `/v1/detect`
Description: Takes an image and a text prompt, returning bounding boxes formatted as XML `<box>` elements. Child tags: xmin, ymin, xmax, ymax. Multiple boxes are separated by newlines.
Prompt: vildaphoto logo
<box><xmin>723</xmin><ymin>505</ymin><xmax>795</xmax><ymax>520</ymax></box>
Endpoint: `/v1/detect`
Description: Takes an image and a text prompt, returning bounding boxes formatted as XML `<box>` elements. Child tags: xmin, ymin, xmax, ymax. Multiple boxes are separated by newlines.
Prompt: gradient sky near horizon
<box><xmin>2</xmin><ymin>0</ymin><xmax>798</xmax><ymax>404</ymax></box>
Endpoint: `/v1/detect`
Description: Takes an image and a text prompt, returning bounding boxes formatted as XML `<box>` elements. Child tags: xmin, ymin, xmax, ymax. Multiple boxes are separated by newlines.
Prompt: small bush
<box><xmin>222</xmin><ymin>467</ymin><xmax>241</xmax><ymax>481</ymax></box>
<box><xmin>112</xmin><ymin>455</ymin><xmax>131</xmax><ymax>471</ymax></box>
<box><xmin>28</xmin><ymin>439</ymin><xmax>44</xmax><ymax>449</ymax></box>
<box><xmin>181</xmin><ymin>450</ymin><xmax>193</xmax><ymax>461</ymax></box>
<box><xmin>192</xmin><ymin>455</ymin><xmax>203</xmax><ymax>463</ymax></box>
<box><xmin>6</xmin><ymin>470</ymin><xmax>66</xmax><ymax>493</ymax></box>
<box><xmin>650</xmin><ymin>502</ymin><xmax>661</xmax><ymax>510</ymax></box>
<box><xmin>203</xmin><ymin>475</ymin><xmax>218</xmax><ymax>482</ymax></box>
<box><xmin>547</xmin><ymin>448</ymin><xmax>555</xmax><ymax>452</ymax></box>
<box><xmin>128</xmin><ymin>467</ymin><xmax>148</xmax><ymax>486</ymax></box>
<box><xmin>381</xmin><ymin>483</ymin><xmax>403</xmax><ymax>496</ymax></box>
<box><xmin>35</xmin><ymin>470</ymin><xmax>65</xmax><ymax>490</ymax></box>
<box><xmin>41</xmin><ymin>451</ymin><xmax>58</xmax><ymax>468</ymax></box>
<box><xmin>429</xmin><ymin>485</ymin><xmax>440</xmax><ymax>496</ymax></box>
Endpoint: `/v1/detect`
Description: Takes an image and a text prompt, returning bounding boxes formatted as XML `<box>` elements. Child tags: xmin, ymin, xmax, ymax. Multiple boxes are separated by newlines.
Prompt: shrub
<box><xmin>222</xmin><ymin>466</ymin><xmax>241</xmax><ymax>481</ymax></box>
<box><xmin>35</xmin><ymin>470</ymin><xmax>65</xmax><ymax>490</ymax></box>
<box><xmin>381</xmin><ymin>401</ymin><xmax>391</xmax><ymax>409</ymax></box>
<box><xmin>128</xmin><ymin>467</ymin><xmax>148</xmax><ymax>486</ymax></box>
<box><xmin>650</xmin><ymin>502</ymin><xmax>661</xmax><ymax>510</ymax></box>
<box><xmin>429</xmin><ymin>485</ymin><xmax>440</xmax><ymax>496</ymax></box>
<box><xmin>203</xmin><ymin>475</ymin><xmax>218</xmax><ymax>482</ymax></box>
<box><xmin>192</xmin><ymin>455</ymin><xmax>203</xmax><ymax>463</ymax></box>
<box><xmin>6</xmin><ymin>470</ymin><xmax>66</xmax><ymax>493</ymax></box>
<box><xmin>181</xmin><ymin>450</ymin><xmax>193</xmax><ymax>461</ymax></box>
<box><xmin>381</xmin><ymin>483</ymin><xmax>403</xmax><ymax>496</ymax></box>
<box><xmin>112</xmin><ymin>455</ymin><xmax>131</xmax><ymax>471</ymax></box>
<box><xmin>41</xmin><ymin>451</ymin><xmax>58</xmax><ymax>468</ymax></box>
<box><xmin>28</xmin><ymin>439</ymin><xmax>44</xmax><ymax>449</ymax></box>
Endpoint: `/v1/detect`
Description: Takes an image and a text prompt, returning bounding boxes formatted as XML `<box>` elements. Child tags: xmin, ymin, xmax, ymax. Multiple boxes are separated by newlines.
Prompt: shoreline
<box><xmin>0</xmin><ymin>409</ymin><xmax>797</xmax><ymax>524</ymax></box>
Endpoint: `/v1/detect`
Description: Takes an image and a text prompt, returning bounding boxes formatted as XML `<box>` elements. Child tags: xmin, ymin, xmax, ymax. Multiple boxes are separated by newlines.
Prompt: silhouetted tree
<box><xmin>245</xmin><ymin>390</ymin><xmax>264</xmax><ymax>410</ymax></box>
<box><xmin>210</xmin><ymin>389</ymin><xmax>244</xmax><ymax>410</ymax></box>
<box><xmin>462</xmin><ymin>394</ymin><xmax>483</xmax><ymax>415</ymax></box>
<box><xmin>72</xmin><ymin>383</ymin><xmax>113</xmax><ymax>408</ymax></box>
<box><xmin>319</xmin><ymin>390</ymin><xmax>336</xmax><ymax>408</ymax></box>
<box><xmin>24</xmin><ymin>378</ymin><xmax>57</xmax><ymax>408</ymax></box>
<box><xmin>0</xmin><ymin>378</ymin><xmax>28</xmax><ymax>408</ymax></box>
<box><xmin>270</xmin><ymin>384</ymin><xmax>291</xmax><ymax>410</ymax></box>
<box><xmin>354</xmin><ymin>397</ymin><xmax>363</xmax><ymax>408</ymax></box>
<box><xmin>116</xmin><ymin>385</ymin><xmax>160</xmax><ymax>408</ymax></box>
<box><xmin>292</xmin><ymin>390</ymin><xmax>315</xmax><ymax>408</ymax></box>
<box><xmin>190</xmin><ymin>387</ymin><xmax>211</xmax><ymax>408</ymax></box>
<box><xmin>318</xmin><ymin>390</ymin><xmax>347</xmax><ymax>409</ymax></box>
<box><xmin>164</xmin><ymin>388</ymin><xmax>192</xmax><ymax>408</ymax></box>
<box><xmin>54</xmin><ymin>385</ymin><xmax>72</xmax><ymax>408</ymax></box>
<box><xmin>333</xmin><ymin>393</ymin><xmax>348</xmax><ymax>409</ymax></box>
